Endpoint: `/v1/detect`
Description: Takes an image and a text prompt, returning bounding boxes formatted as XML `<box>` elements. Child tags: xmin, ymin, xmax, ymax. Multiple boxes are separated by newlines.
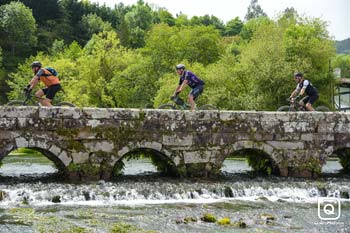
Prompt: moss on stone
<box><xmin>110</xmin><ymin>222</ymin><xmax>156</xmax><ymax>233</ymax></box>
<box><xmin>201</xmin><ymin>213</ymin><xmax>217</xmax><ymax>223</ymax></box>
<box><xmin>217</xmin><ymin>217</ymin><xmax>231</xmax><ymax>225</ymax></box>
<box><xmin>184</xmin><ymin>216</ymin><xmax>197</xmax><ymax>224</ymax></box>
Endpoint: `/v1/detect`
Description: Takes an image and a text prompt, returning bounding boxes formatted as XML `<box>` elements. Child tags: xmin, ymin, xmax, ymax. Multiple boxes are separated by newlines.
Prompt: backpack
<box><xmin>44</xmin><ymin>67</ymin><xmax>58</xmax><ymax>76</ymax></box>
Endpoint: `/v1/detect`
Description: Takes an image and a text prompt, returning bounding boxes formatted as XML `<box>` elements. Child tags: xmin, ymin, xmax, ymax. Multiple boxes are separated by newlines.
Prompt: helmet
<box><xmin>31</xmin><ymin>61</ymin><xmax>42</xmax><ymax>68</ymax></box>
<box><xmin>294</xmin><ymin>72</ymin><xmax>303</xmax><ymax>78</ymax></box>
<box><xmin>175</xmin><ymin>64</ymin><xmax>185</xmax><ymax>70</ymax></box>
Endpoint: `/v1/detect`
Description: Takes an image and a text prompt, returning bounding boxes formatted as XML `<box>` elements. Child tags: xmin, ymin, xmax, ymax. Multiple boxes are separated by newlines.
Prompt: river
<box><xmin>0</xmin><ymin>151</ymin><xmax>349</xmax><ymax>233</ymax></box>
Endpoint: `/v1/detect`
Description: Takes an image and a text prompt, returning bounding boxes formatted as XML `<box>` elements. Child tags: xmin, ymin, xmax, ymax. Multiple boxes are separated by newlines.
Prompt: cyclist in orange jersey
<box><xmin>25</xmin><ymin>61</ymin><xmax>61</xmax><ymax>107</ymax></box>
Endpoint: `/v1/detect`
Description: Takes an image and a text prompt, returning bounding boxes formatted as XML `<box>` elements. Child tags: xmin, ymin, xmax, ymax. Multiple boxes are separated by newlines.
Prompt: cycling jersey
<box><xmin>179</xmin><ymin>71</ymin><xmax>205</xmax><ymax>89</ymax></box>
<box><xmin>36</xmin><ymin>68</ymin><xmax>60</xmax><ymax>87</ymax></box>
<box><xmin>295</xmin><ymin>80</ymin><xmax>318</xmax><ymax>96</ymax></box>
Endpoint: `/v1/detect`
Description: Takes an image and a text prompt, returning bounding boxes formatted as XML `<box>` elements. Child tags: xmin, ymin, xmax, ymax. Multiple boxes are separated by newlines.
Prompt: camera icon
<box><xmin>318</xmin><ymin>197</ymin><xmax>341</xmax><ymax>221</ymax></box>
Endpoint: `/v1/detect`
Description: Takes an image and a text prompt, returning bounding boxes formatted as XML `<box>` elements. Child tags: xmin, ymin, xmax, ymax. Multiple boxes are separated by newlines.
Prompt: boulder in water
<box><xmin>201</xmin><ymin>213</ymin><xmax>217</xmax><ymax>223</ymax></box>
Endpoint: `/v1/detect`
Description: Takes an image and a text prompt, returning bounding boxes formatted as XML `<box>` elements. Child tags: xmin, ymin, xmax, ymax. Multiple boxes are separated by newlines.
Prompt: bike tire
<box><xmin>315</xmin><ymin>106</ymin><xmax>331</xmax><ymax>112</ymax></box>
<box><xmin>6</xmin><ymin>100</ymin><xmax>26</xmax><ymax>106</ymax></box>
<box><xmin>158</xmin><ymin>104</ymin><xmax>176</xmax><ymax>109</ymax></box>
<box><xmin>199</xmin><ymin>104</ymin><xmax>217</xmax><ymax>110</ymax></box>
<box><xmin>277</xmin><ymin>106</ymin><xmax>291</xmax><ymax>111</ymax></box>
<box><xmin>56</xmin><ymin>102</ymin><xmax>75</xmax><ymax>107</ymax></box>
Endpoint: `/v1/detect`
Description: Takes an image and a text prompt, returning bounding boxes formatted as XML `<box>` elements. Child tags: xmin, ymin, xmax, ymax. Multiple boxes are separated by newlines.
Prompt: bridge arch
<box><xmin>0</xmin><ymin>137</ymin><xmax>69</xmax><ymax>176</ymax></box>
<box><xmin>332</xmin><ymin>145</ymin><xmax>350</xmax><ymax>173</ymax></box>
<box><xmin>112</xmin><ymin>141</ymin><xmax>180</xmax><ymax>177</ymax></box>
<box><xmin>220</xmin><ymin>141</ymin><xmax>281</xmax><ymax>175</ymax></box>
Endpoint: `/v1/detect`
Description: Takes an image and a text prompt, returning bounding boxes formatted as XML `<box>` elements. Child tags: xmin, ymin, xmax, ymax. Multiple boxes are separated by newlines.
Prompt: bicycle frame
<box><xmin>171</xmin><ymin>96</ymin><xmax>191</xmax><ymax>110</ymax></box>
<box><xmin>289</xmin><ymin>97</ymin><xmax>306</xmax><ymax>111</ymax></box>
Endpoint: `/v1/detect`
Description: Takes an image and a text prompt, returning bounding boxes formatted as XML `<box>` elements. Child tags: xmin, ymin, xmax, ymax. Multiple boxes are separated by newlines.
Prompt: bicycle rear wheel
<box><xmin>315</xmin><ymin>106</ymin><xmax>330</xmax><ymax>112</ymax></box>
<box><xmin>56</xmin><ymin>102</ymin><xmax>75</xmax><ymax>107</ymax></box>
<box><xmin>158</xmin><ymin>104</ymin><xmax>176</xmax><ymax>109</ymax></box>
<box><xmin>277</xmin><ymin>105</ymin><xmax>291</xmax><ymax>111</ymax></box>
<box><xmin>199</xmin><ymin>104</ymin><xmax>217</xmax><ymax>110</ymax></box>
<box><xmin>7</xmin><ymin>100</ymin><xmax>26</xmax><ymax>106</ymax></box>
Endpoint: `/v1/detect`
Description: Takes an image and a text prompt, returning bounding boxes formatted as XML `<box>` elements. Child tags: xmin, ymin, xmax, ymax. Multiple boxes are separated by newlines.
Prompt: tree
<box><xmin>332</xmin><ymin>55</ymin><xmax>350</xmax><ymax>78</ymax></box>
<box><xmin>124</xmin><ymin>0</ymin><xmax>153</xmax><ymax>48</ymax></box>
<box><xmin>144</xmin><ymin>24</ymin><xmax>223</xmax><ymax>74</ymax></box>
<box><xmin>224</xmin><ymin>17</ymin><xmax>243</xmax><ymax>36</ymax></box>
<box><xmin>0</xmin><ymin>2</ymin><xmax>37</xmax><ymax>69</ymax></box>
<box><xmin>79</xmin><ymin>13</ymin><xmax>113</xmax><ymax>44</ymax></box>
<box><xmin>244</xmin><ymin>0</ymin><xmax>267</xmax><ymax>21</ymax></box>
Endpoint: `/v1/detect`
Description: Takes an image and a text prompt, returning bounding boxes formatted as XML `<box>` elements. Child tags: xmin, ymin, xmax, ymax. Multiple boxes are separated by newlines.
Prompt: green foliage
<box><xmin>244</xmin><ymin>149</ymin><xmax>274</xmax><ymax>175</ymax></box>
<box><xmin>79</xmin><ymin>13</ymin><xmax>113</xmax><ymax>43</ymax></box>
<box><xmin>0</xmin><ymin>2</ymin><xmax>37</xmax><ymax>69</ymax></box>
<box><xmin>332</xmin><ymin>54</ymin><xmax>350</xmax><ymax>78</ymax></box>
<box><xmin>224</xmin><ymin>17</ymin><xmax>243</xmax><ymax>36</ymax></box>
<box><xmin>124</xmin><ymin>0</ymin><xmax>154</xmax><ymax>48</ymax></box>
<box><xmin>1</xmin><ymin>3</ymin><xmax>337</xmax><ymax>110</ymax></box>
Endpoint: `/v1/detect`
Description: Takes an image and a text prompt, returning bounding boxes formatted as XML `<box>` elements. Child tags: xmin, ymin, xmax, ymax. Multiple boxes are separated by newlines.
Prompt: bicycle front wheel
<box><xmin>199</xmin><ymin>104</ymin><xmax>217</xmax><ymax>110</ymax></box>
<box><xmin>158</xmin><ymin>104</ymin><xmax>176</xmax><ymax>109</ymax></box>
<box><xmin>7</xmin><ymin>100</ymin><xmax>26</xmax><ymax>106</ymax></box>
<box><xmin>56</xmin><ymin>102</ymin><xmax>75</xmax><ymax>107</ymax></box>
<box><xmin>277</xmin><ymin>106</ymin><xmax>291</xmax><ymax>111</ymax></box>
<box><xmin>315</xmin><ymin>106</ymin><xmax>331</xmax><ymax>112</ymax></box>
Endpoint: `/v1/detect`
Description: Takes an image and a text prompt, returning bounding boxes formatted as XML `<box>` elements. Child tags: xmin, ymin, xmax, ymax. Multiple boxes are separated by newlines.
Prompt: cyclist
<box><xmin>172</xmin><ymin>64</ymin><xmax>205</xmax><ymax>111</ymax></box>
<box><xmin>25</xmin><ymin>61</ymin><xmax>62</xmax><ymax>107</ymax></box>
<box><xmin>289</xmin><ymin>72</ymin><xmax>318</xmax><ymax>111</ymax></box>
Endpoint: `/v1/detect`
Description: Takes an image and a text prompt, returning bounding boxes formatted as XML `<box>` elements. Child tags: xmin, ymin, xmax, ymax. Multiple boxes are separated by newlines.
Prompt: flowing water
<box><xmin>0</xmin><ymin>152</ymin><xmax>349</xmax><ymax>233</ymax></box>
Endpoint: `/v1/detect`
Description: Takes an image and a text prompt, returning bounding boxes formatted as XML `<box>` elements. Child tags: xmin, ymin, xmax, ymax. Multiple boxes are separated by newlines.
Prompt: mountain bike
<box><xmin>277</xmin><ymin>97</ymin><xmax>330</xmax><ymax>112</ymax></box>
<box><xmin>158</xmin><ymin>95</ymin><xmax>216</xmax><ymax>110</ymax></box>
<box><xmin>7</xmin><ymin>89</ymin><xmax>75</xmax><ymax>107</ymax></box>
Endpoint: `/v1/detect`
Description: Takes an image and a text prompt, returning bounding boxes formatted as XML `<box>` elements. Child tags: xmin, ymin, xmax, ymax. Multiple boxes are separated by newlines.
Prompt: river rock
<box><xmin>201</xmin><ymin>213</ymin><xmax>217</xmax><ymax>223</ymax></box>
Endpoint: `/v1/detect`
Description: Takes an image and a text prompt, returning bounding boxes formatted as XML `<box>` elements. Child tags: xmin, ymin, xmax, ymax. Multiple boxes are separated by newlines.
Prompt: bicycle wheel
<box><xmin>315</xmin><ymin>106</ymin><xmax>331</xmax><ymax>112</ymax></box>
<box><xmin>56</xmin><ymin>102</ymin><xmax>75</xmax><ymax>107</ymax></box>
<box><xmin>199</xmin><ymin>104</ymin><xmax>217</xmax><ymax>110</ymax></box>
<box><xmin>158</xmin><ymin>104</ymin><xmax>176</xmax><ymax>109</ymax></box>
<box><xmin>7</xmin><ymin>100</ymin><xmax>26</xmax><ymax>106</ymax></box>
<box><xmin>277</xmin><ymin>105</ymin><xmax>291</xmax><ymax>111</ymax></box>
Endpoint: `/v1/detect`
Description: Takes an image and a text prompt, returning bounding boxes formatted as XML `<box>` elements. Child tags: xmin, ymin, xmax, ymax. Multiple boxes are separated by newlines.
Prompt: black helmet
<box><xmin>294</xmin><ymin>72</ymin><xmax>303</xmax><ymax>78</ymax></box>
<box><xmin>31</xmin><ymin>61</ymin><xmax>42</xmax><ymax>68</ymax></box>
<box><xmin>176</xmin><ymin>64</ymin><xmax>185</xmax><ymax>70</ymax></box>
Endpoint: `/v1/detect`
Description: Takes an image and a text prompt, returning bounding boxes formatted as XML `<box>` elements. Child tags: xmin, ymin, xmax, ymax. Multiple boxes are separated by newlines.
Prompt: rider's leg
<box><xmin>305</xmin><ymin>94</ymin><xmax>318</xmax><ymax>111</ymax></box>
<box><xmin>35</xmin><ymin>89</ymin><xmax>46</xmax><ymax>106</ymax></box>
<box><xmin>43</xmin><ymin>84</ymin><xmax>61</xmax><ymax>107</ymax></box>
<box><xmin>188</xmin><ymin>94</ymin><xmax>195</xmax><ymax>111</ymax></box>
<box><xmin>305</xmin><ymin>103</ymin><xmax>315</xmax><ymax>111</ymax></box>
<box><xmin>189</xmin><ymin>85</ymin><xmax>203</xmax><ymax>111</ymax></box>
<box><xmin>41</xmin><ymin>98</ymin><xmax>53</xmax><ymax>107</ymax></box>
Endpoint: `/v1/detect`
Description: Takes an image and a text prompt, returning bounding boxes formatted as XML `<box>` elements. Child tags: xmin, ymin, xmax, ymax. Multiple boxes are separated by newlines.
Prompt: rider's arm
<box><xmin>29</xmin><ymin>76</ymin><xmax>39</xmax><ymax>89</ymax></box>
<box><xmin>290</xmin><ymin>87</ymin><xmax>300</xmax><ymax>98</ymax></box>
<box><xmin>299</xmin><ymin>80</ymin><xmax>308</xmax><ymax>96</ymax></box>
<box><xmin>173</xmin><ymin>80</ymin><xmax>188</xmax><ymax>96</ymax></box>
<box><xmin>28</xmin><ymin>69</ymin><xmax>44</xmax><ymax>89</ymax></box>
<box><xmin>177</xmin><ymin>80</ymin><xmax>188</xmax><ymax>93</ymax></box>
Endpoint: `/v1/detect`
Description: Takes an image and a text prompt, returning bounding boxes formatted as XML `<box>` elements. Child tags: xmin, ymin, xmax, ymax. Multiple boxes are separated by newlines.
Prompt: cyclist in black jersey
<box><xmin>289</xmin><ymin>72</ymin><xmax>318</xmax><ymax>111</ymax></box>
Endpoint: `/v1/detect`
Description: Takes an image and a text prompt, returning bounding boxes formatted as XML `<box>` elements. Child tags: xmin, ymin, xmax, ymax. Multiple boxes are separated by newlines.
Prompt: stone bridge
<box><xmin>0</xmin><ymin>106</ymin><xmax>349</xmax><ymax>181</ymax></box>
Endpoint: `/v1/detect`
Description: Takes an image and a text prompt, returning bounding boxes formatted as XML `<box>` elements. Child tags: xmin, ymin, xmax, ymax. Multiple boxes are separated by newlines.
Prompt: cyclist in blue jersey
<box><xmin>289</xmin><ymin>72</ymin><xmax>319</xmax><ymax>111</ymax></box>
<box><xmin>172</xmin><ymin>64</ymin><xmax>205</xmax><ymax>111</ymax></box>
